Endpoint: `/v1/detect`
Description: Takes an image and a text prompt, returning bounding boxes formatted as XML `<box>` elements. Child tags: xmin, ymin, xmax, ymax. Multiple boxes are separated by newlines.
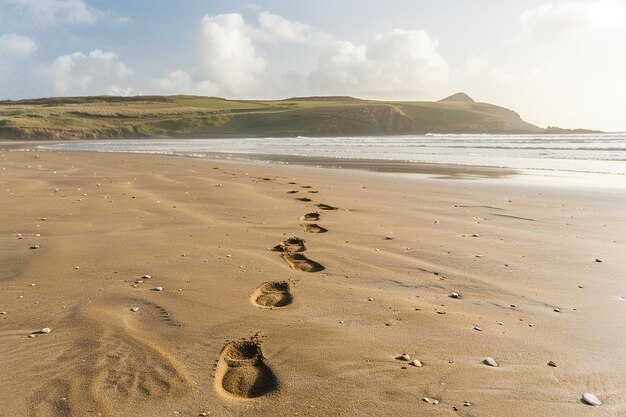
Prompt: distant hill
<box><xmin>0</xmin><ymin>93</ymin><xmax>599</xmax><ymax>140</ymax></box>
<box><xmin>439</xmin><ymin>92</ymin><xmax>475</xmax><ymax>103</ymax></box>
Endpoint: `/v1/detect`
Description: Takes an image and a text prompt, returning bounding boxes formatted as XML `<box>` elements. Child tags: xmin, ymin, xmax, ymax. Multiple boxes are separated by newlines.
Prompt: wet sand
<box><xmin>1</xmin><ymin>149</ymin><xmax>625</xmax><ymax>416</ymax></box>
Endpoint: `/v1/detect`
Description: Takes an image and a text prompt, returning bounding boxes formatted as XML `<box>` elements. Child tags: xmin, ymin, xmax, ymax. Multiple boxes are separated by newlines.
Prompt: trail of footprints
<box><xmin>215</xmin><ymin>182</ymin><xmax>336</xmax><ymax>400</ymax></box>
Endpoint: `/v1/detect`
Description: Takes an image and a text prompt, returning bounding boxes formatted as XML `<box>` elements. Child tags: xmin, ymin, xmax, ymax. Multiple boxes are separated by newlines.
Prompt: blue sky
<box><xmin>1</xmin><ymin>0</ymin><xmax>625</xmax><ymax>130</ymax></box>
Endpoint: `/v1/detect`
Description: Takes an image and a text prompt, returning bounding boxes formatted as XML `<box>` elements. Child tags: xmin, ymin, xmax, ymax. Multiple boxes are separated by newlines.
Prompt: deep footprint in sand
<box><xmin>300</xmin><ymin>212</ymin><xmax>320</xmax><ymax>222</ymax></box>
<box><xmin>301</xmin><ymin>223</ymin><xmax>328</xmax><ymax>233</ymax></box>
<box><xmin>252</xmin><ymin>281</ymin><xmax>293</xmax><ymax>308</ymax></box>
<box><xmin>281</xmin><ymin>252</ymin><xmax>324</xmax><ymax>272</ymax></box>
<box><xmin>286</xmin><ymin>190</ymin><xmax>298</xmax><ymax>194</ymax></box>
<box><xmin>316</xmin><ymin>203</ymin><xmax>337</xmax><ymax>210</ymax></box>
<box><xmin>272</xmin><ymin>237</ymin><xmax>306</xmax><ymax>252</ymax></box>
<box><xmin>215</xmin><ymin>339</ymin><xmax>278</xmax><ymax>399</ymax></box>
<box><xmin>296</xmin><ymin>197</ymin><xmax>312</xmax><ymax>202</ymax></box>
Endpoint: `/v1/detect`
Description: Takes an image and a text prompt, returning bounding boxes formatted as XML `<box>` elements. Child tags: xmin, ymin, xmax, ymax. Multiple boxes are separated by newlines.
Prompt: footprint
<box><xmin>286</xmin><ymin>190</ymin><xmax>298</xmax><ymax>194</ymax></box>
<box><xmin>281</xmin><ymin>252</ymin><xmax>324</xmax><ymax>272</ymax></box>
<box><xmin>215</xmin><ymin>338</ymin><xmax>278</xmax><ymax>399</ymax></box>
<box><xmin>296</xmin><ymin>197</ymin><xmax>312</xmax><ymax>202</ymax></box>
<box><xmin>301</xmin><ymin>223</ymin><xmax>328</xmax><ymax>234</ymax></box>
<box><xmin>272</xmin><ymin>237</ymin><xmax>306</xmax><ymax>252</ymax></box>
<box><xmin>94</xmin><ymin>331</ymin><xmax>192</xmax><ymax>401</ymax></box>
<box><xmin>316</xmin><ymin>203</ymin><xmax>337</xmax><ymax>211</ymax></box>
<box><xmin>30</xmin><ymin>378</ymin><xmax>74</xmax><ymax>417</ymax></box>
<box><xmin>300</xmin><ymin>212</ymin><xmax>320</xmax><ymax>222</ymax></box>
<box><xmin>307</xmin><ymin>190</ymin><xmax>319</xmax><ymax>194</ymax></box>
<box><xmin>300</xmin><ymin>185</ymin><xmax>313</xmax><ymax>189</ymax></box>
<box><xmin>252</xmin><ymin>282</ymin><xmax>293</xmax><ymax>308</ymax></box>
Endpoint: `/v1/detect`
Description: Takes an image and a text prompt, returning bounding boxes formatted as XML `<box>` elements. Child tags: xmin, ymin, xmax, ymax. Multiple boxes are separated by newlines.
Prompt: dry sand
<box><xmin>0</xmin><ymin>149</ymin><xmax>625</xmax><ymax>416</ymax></box>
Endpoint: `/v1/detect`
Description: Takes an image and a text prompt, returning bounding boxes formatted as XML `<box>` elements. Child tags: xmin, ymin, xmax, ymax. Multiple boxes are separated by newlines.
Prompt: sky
<box><xmin>0</xmin><ymin>0</ymin><xmax>625</xmax><ymax>131</ymax></box>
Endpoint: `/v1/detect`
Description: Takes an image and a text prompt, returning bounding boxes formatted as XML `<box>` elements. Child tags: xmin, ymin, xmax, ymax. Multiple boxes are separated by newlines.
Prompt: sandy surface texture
<box><xmin>0</xmin><ymin>150</ymin><xmax>624</xmax><ymax>416</ymax></box>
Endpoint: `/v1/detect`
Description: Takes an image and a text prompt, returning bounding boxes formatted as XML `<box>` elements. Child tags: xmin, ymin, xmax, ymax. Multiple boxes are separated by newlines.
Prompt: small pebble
<box><xmin>384</xmin><ymin>236</ymin><xmax>393</xmax><ymax>240</ymax></box>
<box><xmin>421</xmin><ymin>397</ymin><xmax>431</xmax><ymax>403</ymax></box>
<box><xmin>40</xmin><ymin>328</ymin><xmax>51</xmax><ymax>334</ymax></box>
<box><xmin>400</xmin><ymin>353</ymin><xmax>411</xmax><ymax>361</ymax></box>
<box><xmin>473</xmin><ymin>326</ymin><xmax>482</xmax><ymax>331</ymax></box>
<box><xmin>464</xmin><ymin>401</ymin><xmax>471</xmax><ymax>407</ymax></box>
<box><xmin>582</xmin><ymin>393</ymin><xmax>601</xmax><ymax>406</ymax></box>
<box><xmin>553</xmin><ymin>308</ymin><xmax>560</xmax><ymax>312</ymax></box>
<box><xmin>471</xmin><ymin>233</ymin><xmax>480</xmax><ymax>237</ymax></box>
<box><xmin>547</xmin><ymin>360</ymin><xmax>557</xmax><ymax>367</ymax></box>
<box><xmin>411</xmin><ymin>359</ymin><xmax>422</xmax><ymax>367</ymax></box>
<box><xmin>594</xmin><ymin>259</ymin><xmax>603</xmax><ymax>263</ymax></box>
<box><xmin>142</xmin><ymin>274</ymin><xmax>152</xmax><ymax>279</ymax></box>
<box><xmin>152</xmin><ymin>287</ymin><xmax>164</xmax><ymax>292</ymax></box>
<box><xmin>29</xmin><ymin>245</ymin><xmax>40</xmax><ymax>250</ymax></box>
<box><xmin>484</xmin><ymin>357</ymin><xmax>498</xmax><ymax>367</ymax></box>
<box><xmin>449</xmin><ymin>292</ymin><xmax>461</xmax><ymax>299</ymax></box>
<box><xmin>368</xmin><ymin>297</ymin><xmax>374</xmax><ymax>301</ymax></box>
<box><xmin>28</xmin><ymin>334</ymin><xmax>35</xmax><ymax>338</ymax></box>
<box><xmin>130</xmin><ymin>307</ymin><xmax>139</xmax><ymax>312</ymax></box>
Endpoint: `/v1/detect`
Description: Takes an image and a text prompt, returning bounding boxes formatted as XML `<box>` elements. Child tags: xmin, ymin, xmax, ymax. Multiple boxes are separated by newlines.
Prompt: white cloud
<box><xmin>258</xmin><ymin>11</ymin><xmax>322</xmax><ymax>44</ymax></box>
<box><xmin>42</xmin><ymin>49</ymin><xmax>132</xmax><ymax>95</ymax></box>
<box><xmin>107</xmin><ymin>85</ymin><xmax>141</xmax><ymax>96</ymax></box>
<box><xmin>196</xmin><ymin>13</ymin><xmax>265</xmax><ymax>95</ymax></box>
<box><xmin>520</xmin><ymin>0</ymin><xmax>626</xmax><ymax>40</ymax></box>
<box><xmin>152</xmin><ymin>14</ymin><xmax>265</xmax><ymax>97</ymax></box>
<box><xmin>0</xmin><ymin>33</ymin><xmax>37</xmax><ymax>58</ymax></box>
<box><xmin>309</xmin><ymin>29</ymin><xmax>449</xmax><ymax>99</ymax></box>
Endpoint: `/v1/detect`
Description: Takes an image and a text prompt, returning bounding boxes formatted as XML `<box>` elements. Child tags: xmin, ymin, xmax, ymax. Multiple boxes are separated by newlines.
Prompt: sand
<box><xmin>0</xmin><ymin>149</ymin><xmax>625</xmax><ymax>416</ymax></box>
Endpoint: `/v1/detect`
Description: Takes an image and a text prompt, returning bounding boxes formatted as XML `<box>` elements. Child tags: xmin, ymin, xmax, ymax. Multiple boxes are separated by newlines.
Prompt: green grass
<box><xmin>0</xmin><ymin>94</ymin><xmax>551</xmax><ymax>140</ymax></box>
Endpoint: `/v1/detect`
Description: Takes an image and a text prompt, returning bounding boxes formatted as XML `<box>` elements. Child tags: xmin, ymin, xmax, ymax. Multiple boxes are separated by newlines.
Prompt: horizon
<box><xmin>1</xmin><ymin>0</ymin><xmax>625</xmax><ymax>131</ymax></box>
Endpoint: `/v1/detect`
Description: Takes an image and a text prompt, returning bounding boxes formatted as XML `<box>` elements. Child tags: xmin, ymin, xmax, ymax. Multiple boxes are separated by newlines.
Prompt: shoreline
<box><xmin>1</xmin><ymin>150</ymin><xmax>625</xmax><ymax>416</ymax></box>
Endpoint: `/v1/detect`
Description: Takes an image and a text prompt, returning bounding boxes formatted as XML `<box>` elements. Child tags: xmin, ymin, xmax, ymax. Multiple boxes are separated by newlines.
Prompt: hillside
<box><xmin>0</xmin><ymin>93</ymin><xmax>594</xmax><ymax>140</ymax></box>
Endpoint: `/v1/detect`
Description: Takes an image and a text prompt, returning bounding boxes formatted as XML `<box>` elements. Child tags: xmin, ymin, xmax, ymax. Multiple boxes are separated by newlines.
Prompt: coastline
<box><xmin>1</xmin><ymin>149</ymin><xmax>625</xmax><ymax>416</ymax></box>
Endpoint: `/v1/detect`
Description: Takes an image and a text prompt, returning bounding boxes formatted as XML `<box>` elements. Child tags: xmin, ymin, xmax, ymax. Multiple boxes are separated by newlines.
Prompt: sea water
<box><xmin>37</xmin><ymin>133</ymin><xmax>626</xmax><ymax>186</ymax></box>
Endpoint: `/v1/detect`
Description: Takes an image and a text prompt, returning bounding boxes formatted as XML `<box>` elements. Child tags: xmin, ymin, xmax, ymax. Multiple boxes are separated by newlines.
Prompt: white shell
<box><xmin>41</xmin><ymin>328</ymin><xmax>51</xmax><ymax>334</ymax></box>
<box><xmin>152</xmin><ymin>287</ymin><xmax>164</xmax><ymax>291</ymax></box>
<box><xmin>130</xmin><ymin>307</ymin><xmax>139</xmax><ymax>312</ymax></box>
<box><xmin>411</xmin><ymin>359</ymin><xmax>422</xmax><ymax>367</ymax></box>
<box><xmin>400</xmin><ymin>353</ymin><xmax>411</xmax><ymax>361</ymax></box>
<box><xmin>484</xmin><ymin>357</ymin><xmax>498</xmax><ymax>367</ymax></box>
<box><xmin>582</xmin><ymin>393</ymin><xmax>601</xmax><ymax>406</ymax></box>
<box><xmin>142</xmin><ymin>274</ymin><xmax>152</xmax><ymax>279</ymax></box>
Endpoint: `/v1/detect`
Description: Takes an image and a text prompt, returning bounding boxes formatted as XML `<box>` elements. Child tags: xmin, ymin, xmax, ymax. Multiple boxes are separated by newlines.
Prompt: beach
<box><xmin>1</xmin><ymin>149</ymin><xmax>625</xmax><ymax>416</ymax></box>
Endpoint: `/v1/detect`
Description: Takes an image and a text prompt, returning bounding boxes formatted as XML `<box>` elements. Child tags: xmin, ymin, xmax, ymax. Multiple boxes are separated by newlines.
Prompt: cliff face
<box><xmin>0</xmin><ymin>94</ymin><xmax>590</xmax><ymax>140</ymax></box>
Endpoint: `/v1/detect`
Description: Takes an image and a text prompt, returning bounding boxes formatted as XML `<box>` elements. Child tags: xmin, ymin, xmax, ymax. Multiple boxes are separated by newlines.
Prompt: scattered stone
<box><xmin>510</xmin><ymin>304</ymin><xmax>517</xmax><ymax>308</ymax></box>
<box><xmin>421</xmin><ymin>397</ymin><xmax>431</xmax><ymax>403</ymax></box>
<box><xmin>484</xmin><ymin>357</ymin><xmax>498</xmax><ymax>367</ymax></box>
<box><xmin>0</xmin><ymin>311</ymin><xmax>6</xmax><ymax>315</ymax></box>
<box><xmin>152</xmin><ymin>287</ymin><xmax>164</xmax><ymax>292</ymax></box>
<box><xmin>432</xmin><ymin>399</ymin><xmax>439</xmax><ymax>405</ymax></box>
<box><xmin>471</xmin><ymin>233</ymin><xmax>480</xmax><ymax>238</ymax></box>
<box><xmin>74</xmin><ymin>266</ymin><xmax>80</xmax><ymax>270</ymax></box>
<box><xmin>553</xmin><ymin>308</ymin><xmax>561</xmax><ymax>312</ymax></box>
<box><xmin>29</xmin><ymin>245</ymin><xmax>40</xmax><ymax>250</ymax></box>
<box><xmin>449</xmin><ymin>292</ymin><xmax>461</xmax><ymax>299</ymax></box>
<box><xmin>464</xmin><ymin>401</ymin><xmax>471</xmax><ymax>407</ymax></box>
<box><xmin>399</xmin><ymin>353</ymin><xmax>411</xmax><ymax>361</ymax></box>
<box><xmin>28</xmin><ymin>334</ymin><xmax>35</xmax><ymax>338</ymax></box>
<box><xmin>473</xmin><ymin>326</ymin><xmax>482</xmax><ymax>331</ymax></box>
<box><xmin>384</xmin><ymin>236</ymin><xmax>393</xmax><ymax>240</ymax></box>
<box><xmin>142</xmin><ymin>274</ymin><xmax>152</xmax><ymax>279</ymax></box>
<box><xmin>130</xmin><ymin>307</ymin><xmax>139</xmax><ymax>312</ymax></box>
<box><xmin>436</xmin><ymin>310</ymin><xmax>446</xmax><ymax>315</ymax></box>
<box><xmin>368</xmin><ymin>297</ymin><xmax>374</xmax><ymax>301</ymax></box>
<box><xmin>595</xmin><ymin>259</ymin><xmax>603</xmax><ymax>263</ymax></box>
<box><xmin>582</xmin><ymin>393</ymin><xmax>601</xmax><ymax>406</ymax></box>
<box><xmin>40</xmin><ymin>328</ymin><xmax>51</xmax><ymax>334</ymax></box>
<box><xmin>411</xmin><ymin>359</ymin><xmax>422</xmax><ymax>367</ymax></box>
<box><xmin>547</xmin><ymin>360</ymin><xmax>557</xmax><ymax>367</ymax></box>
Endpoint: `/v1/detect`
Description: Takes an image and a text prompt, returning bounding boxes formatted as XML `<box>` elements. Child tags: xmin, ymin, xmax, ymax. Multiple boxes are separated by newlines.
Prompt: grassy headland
<box><xmin>0</xmin><ymin>93</ymin><xmax>596</xmax><ymax>140</ymax></box>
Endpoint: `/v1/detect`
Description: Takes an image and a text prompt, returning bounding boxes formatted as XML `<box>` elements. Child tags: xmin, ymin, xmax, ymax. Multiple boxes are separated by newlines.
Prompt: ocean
<box><xmin>37</xmin><ymin>133</ymin><xmax>626</xmax><ymax>186</ymax></box>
